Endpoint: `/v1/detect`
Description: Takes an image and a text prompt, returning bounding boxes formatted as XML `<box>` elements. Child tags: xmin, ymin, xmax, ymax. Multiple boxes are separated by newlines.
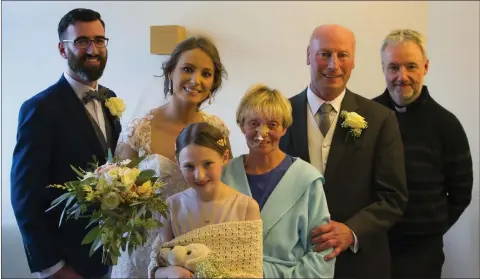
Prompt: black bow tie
<box><xmin>82</xmin><ymin>87</ymin><xmax>109</xmax><ymax>104</ymax></box>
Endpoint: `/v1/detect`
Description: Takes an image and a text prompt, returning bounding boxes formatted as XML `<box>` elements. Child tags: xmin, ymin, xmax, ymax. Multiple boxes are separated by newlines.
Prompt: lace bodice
<box><xmin>116</xmin><ymin>110</ymin><xmax>230</xmax><ymax>158</ymax></box>
<box><xmin>111</xmin><ymin>110</ymin><xmax>231</xmax><ymax>279</ymax></box>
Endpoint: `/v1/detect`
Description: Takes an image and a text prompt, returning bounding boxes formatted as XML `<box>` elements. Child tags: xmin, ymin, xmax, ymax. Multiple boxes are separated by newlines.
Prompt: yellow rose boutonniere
<box><xmin>340</xmin><ymin>110</ymin><xmax>368</xmax><ymax>141</ymax></box>
<box><xmin>105</xmin><ymin>97</ymin><xmax>126</xmax><ymax>118</ymax></box>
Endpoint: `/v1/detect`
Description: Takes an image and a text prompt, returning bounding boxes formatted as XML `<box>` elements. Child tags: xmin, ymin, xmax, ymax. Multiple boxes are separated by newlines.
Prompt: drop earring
<box><xmin>169</xmin><ymin>79</ymin><xmax>173</xmax><ymax>95</ymax></box>
<box><xmin>208</xmin><ymin>92</ymin><xmax>212</xmax><ymax>105</ymax></box>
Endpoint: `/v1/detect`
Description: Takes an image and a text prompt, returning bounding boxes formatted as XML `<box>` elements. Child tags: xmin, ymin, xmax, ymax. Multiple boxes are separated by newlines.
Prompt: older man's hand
<box><xmin>311</xmin><ymin>220</ymin><xmax>354</xmax><ymax>261</ymax></box>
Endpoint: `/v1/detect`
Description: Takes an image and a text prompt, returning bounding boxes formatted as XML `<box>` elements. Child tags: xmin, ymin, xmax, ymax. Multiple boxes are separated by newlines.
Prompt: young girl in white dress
<box><xmin>152</xmin><ymin>122</ymin><xmax>261</xmax><ymax>279</ymax></box>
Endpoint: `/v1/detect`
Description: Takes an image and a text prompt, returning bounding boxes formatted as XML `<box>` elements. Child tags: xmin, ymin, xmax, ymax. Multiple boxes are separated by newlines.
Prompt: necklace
<box><xmin>198</xmin><ymin>193</ymin><xmax>233</xmax><ymax>225</ymax></box>
<box><xmin>195</xmin><ymin>194</ymin><xmax>217</xmax><ymax>225</ymax></box>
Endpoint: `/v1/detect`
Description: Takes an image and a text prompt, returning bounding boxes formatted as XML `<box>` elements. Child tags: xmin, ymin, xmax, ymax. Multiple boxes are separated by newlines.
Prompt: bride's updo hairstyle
<box><xmin>175</xmin><ymin>122</ymin><xmax>229</xmax><ymax>159</ymax></box>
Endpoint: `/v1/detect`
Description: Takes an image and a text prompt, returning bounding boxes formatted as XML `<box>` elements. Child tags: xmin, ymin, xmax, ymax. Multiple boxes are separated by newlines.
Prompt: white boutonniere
<box><xmin>105</xmin><ymin>97</ymin><xmax>126</xmax><ymax>118</ymax></box>
<box><xmin>340</xmin><ymin>110</ymin><xmax>368</xmax><ymax>141</ymax></box>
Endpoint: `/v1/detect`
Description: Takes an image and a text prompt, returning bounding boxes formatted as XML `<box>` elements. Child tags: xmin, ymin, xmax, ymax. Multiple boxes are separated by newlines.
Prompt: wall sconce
<box><xmin>150</xmin><ymin>25</ymin><xmax>186</xmax><ymax>55</ymax></box>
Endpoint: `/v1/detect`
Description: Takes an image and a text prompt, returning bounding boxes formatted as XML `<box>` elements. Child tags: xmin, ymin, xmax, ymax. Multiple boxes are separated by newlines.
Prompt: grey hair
<box><xmin>381</xmin><ymin>29</ymin><xmax>428</xmax><ymax>59</ymax></box>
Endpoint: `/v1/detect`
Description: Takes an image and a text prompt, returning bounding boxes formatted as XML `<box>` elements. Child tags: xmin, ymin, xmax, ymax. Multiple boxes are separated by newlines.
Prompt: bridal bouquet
<box><xmin>47</xmin><ymin>151</ymin><xmax>169</xmax><ymax>265</ymax></box>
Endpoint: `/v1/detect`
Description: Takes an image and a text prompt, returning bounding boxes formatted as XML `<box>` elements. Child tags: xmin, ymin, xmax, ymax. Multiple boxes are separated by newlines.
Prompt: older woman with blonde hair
<box><xmin>222</xmin><ymin>83</ymin><xmax>335</xmax><ymax>278</ymax></box>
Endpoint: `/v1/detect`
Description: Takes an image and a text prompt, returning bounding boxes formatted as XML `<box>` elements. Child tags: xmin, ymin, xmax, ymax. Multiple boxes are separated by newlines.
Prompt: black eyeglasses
<box><xmin>62</xmin><ymin>36</ymin><xmax>109</xmax><ymax>49</ymax></box>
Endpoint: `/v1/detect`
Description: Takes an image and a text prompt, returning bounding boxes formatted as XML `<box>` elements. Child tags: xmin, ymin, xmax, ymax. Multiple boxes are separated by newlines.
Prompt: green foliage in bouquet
<box><xmin>47</xmin><ymin>151</ymin><xmax>169</xmax><ymax>265</ymax></box>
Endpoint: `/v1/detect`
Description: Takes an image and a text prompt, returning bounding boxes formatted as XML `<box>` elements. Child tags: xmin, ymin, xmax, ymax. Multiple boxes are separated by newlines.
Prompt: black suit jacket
<box><xmin>10</xmin><ymin>75</ymin><xmax>122</xmax><ymax>277</ymax></box>
<box><xmin>279</xmin><ymin>88</ymin><xmax>408</xmax><ymax>278</ymax></box>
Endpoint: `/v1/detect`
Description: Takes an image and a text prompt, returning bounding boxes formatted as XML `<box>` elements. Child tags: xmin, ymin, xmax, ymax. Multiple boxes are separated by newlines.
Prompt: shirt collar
<box><xmin>383</xmin><ymin>85</ymin><xmax>430</xmax><ymax>114</ymax></box>
<box><xmin>63</xmin><ymin>72</ymin><xmax>99</xmax><ymax>100</ymax></box>
<box><xmin>307</xmin><ymin>85</ymin><xmax>346</xmax><ymax>114</ymax></box>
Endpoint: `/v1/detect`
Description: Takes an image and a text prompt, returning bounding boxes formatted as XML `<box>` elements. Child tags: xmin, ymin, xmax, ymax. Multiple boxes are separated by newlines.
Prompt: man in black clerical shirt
<box><xmin>373</xmin><ymin>28</ymin><xmax>473</xmax><ymax>279</ymax></box>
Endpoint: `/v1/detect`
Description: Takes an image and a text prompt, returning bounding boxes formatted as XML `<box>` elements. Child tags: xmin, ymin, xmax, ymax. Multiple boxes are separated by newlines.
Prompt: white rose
<box><xmin>343</xmin><ymin>112</ymin><xmax>367</xmax><ymax>129</ymax></box>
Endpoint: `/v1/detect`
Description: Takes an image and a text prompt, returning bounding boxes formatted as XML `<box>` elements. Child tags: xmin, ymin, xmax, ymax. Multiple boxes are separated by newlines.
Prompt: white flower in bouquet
<box><xmin>120</xmin><ymin>159</ymin><xmax>132</xmax><ymax>166</ymax></box>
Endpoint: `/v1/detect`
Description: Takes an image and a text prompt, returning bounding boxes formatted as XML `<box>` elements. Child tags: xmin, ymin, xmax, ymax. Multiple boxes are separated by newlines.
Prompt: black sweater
<box><xmin>373</xmin><ymin>86</ymin><xmax>473</xmax><ymax>236</ymax></box>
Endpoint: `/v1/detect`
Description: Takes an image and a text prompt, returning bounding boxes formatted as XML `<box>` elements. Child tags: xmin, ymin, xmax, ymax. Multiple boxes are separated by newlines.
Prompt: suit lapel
<box><xmin>84</xmin><ymin>106</ymin><xmax>108</xmax><ymax>157</ymax></box>
<box><xmin>323</xmin><ymin>90</ymin><xmax>359</xmax><ymax>188</ymax></box>
<box><xmin>99</xmin><ymin>88</ymin><xmax>121</xmax><ymax>152</ymax></box>
<box><xmin>290</xmin><ymin>89</ymin><xmax>310</xmax><ymax>162</ymax></box>
<box><xmin>100</xmin><ymin>99</ymin><xmax>118</xmax><ymax>151</ymax></box>
<box><xmin>56</xmin><ymin>76</ymin><xmax>107</xmax><ymax>159</ymax></box>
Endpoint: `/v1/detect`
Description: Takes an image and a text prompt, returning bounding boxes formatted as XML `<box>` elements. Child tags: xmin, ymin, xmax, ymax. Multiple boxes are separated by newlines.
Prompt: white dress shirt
<box><xmin>64</xmin><ymin>72</ymin><xmax>107</xmax><ymax>140</ymax></box>
<box><xmin>306</xmin><ymin>86</ymin><xmax>345</xmax><ymax>174</ymax></box>
<box><xmin>36</xmin><ymin>73</ymin><xmax>107</xmax><ymax>278</ymax></box>
<box><xmin>306</xmin><ymin>86</ymin><xmax>359</xmax><ymax>253</ymax></box>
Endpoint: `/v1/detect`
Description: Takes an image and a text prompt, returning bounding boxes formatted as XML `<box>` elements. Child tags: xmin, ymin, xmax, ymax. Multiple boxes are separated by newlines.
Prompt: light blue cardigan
<box><xmin>222</xmin><ymin>155</ymin><xmax>335</xmax><ymax>278</ymax></box>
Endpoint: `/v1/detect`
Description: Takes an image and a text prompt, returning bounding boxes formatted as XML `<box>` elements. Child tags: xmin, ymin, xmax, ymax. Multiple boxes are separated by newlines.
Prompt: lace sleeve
<box><xmin>115</xmin><ymin>117</ymin><xmax>141</xmax><ymax>157</ymax></box>
<box><xmin>115</xmin><ymin>113</ymin><xmax>153</xmax><ymax>158</ymax></box>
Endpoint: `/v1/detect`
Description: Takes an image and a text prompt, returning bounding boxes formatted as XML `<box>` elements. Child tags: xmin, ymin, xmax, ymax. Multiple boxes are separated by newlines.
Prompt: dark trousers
<box><xmin>389</xmin><ymin>233</ymin><xmax>445</xmax><ymax>279</ymax></box>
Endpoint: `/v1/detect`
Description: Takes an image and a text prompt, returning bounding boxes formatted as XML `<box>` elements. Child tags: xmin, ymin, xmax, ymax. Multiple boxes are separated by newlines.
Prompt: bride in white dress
<box><xmin>110</xmin><ymin>35</ymin><xmax>231</xmax><ymax>278</ymax></box>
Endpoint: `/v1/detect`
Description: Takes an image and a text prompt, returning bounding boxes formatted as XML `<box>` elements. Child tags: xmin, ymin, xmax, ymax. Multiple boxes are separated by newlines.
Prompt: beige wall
<box><xmin>427</xmin><ymin>2</ymin><xmax>480</xmax><ymax>278</ymax></box>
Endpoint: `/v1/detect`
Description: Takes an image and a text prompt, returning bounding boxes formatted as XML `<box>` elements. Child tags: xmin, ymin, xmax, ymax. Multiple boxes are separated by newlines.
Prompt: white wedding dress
<box><xmin>110</xmin><ymin>110</ymin><xmax>230</xmax><ymax>278</ymax></box>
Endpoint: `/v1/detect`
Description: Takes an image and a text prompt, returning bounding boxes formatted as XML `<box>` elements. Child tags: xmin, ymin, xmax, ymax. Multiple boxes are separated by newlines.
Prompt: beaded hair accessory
<box><xmin>217</xmin><ymin>138</ymin><xmax>227</xmax><ymax>147</ymax></box>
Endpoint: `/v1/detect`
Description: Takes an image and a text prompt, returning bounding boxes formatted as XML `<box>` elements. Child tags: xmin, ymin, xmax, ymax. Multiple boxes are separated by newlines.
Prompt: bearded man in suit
<box><xmin>11</xmin><ymin>8</ymin><xmax>121</xmax><ymax>279</ymax></box>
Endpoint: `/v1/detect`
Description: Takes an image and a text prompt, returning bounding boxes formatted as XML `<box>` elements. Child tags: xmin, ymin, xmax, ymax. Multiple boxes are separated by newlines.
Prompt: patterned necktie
<box><xmin>317</xmin><ymin>103</ymin><xmax>334</xmax><ymax>137</ymax></box>
<box><xmin>82</xmin><ymin>87</ymin><xmax>109</xmax><ymax>104</ymax></box>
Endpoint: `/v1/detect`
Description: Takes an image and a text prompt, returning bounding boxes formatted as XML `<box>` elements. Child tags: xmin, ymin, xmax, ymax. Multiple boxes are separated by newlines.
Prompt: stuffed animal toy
<box><xmin>167</xmin><ymin>243</ymin><xmax>211</xmax><ymax>273</ymax></box>
<box><xmin>150</xmin><ymin>242</ymin><xmax>228</xmax><ymax>278</ymax></box>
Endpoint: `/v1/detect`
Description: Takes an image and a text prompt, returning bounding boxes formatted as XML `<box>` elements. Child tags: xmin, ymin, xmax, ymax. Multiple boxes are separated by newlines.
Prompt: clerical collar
<box><xmin>387</xmin><ymin>85</ymin><xmax>430</xmax><ymax>113</ymax></box>
<box><xmin>394</xmin><ymin>105</ymin><xmax>407</xmax><ymax>113</ymax></box>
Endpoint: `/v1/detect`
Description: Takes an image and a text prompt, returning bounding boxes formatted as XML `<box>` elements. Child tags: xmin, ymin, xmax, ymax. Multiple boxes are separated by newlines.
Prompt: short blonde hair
<box><xmin>381</xmin><ymin>29</ymin><xmax>428</xmax><ymax>59</ymax></box>
<box><xmin>236</xmin><ymin>83</ymin><xmax>293</xmax><ymax>129</ymax></box>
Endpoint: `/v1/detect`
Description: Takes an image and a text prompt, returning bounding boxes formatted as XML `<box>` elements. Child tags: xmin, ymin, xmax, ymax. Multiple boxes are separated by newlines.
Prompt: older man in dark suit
<box><xmin>279</xmin><ymin>24</ymin><xmax>408</xmax><ymax>278</ymax></box>
<box><xmin>11</xmin><ymin>8</ymin><xmax>121</xmax><ymax>279</ymax></box>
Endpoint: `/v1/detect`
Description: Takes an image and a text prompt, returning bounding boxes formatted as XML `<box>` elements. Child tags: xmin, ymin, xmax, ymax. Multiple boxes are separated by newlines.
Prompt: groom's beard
<box><xmin>67</xmin><ymin>48</ymin><xmax>107</xmax><ymax>82</ymax></box>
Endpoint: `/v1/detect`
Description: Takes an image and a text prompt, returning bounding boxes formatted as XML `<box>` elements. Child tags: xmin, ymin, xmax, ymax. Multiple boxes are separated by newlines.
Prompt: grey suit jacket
<box><xmin>279</xmin><ymin>88</ymin><xmax>408</xmax><ymax>278</ymax></box>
